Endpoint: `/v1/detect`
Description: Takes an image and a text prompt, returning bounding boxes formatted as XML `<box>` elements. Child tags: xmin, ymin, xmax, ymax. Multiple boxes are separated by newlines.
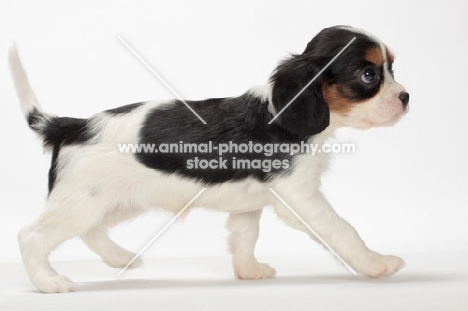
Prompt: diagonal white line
<box><xmin>117</xmin><ymin>188</ymin><xmax>206</xmax><ymax>276</ymax></box>
<box><xmin>268</xmin><ymin>37</ymin><xmax>356</xmax><ymax>125</ymax></box>
<box><xmin>118</xmin><ymin>36</ymin><xmax>207</xmax><ymax>125</ymax></box>
<box><xmin>268</xmin><ymin>188</ymin><xmax>357</xmax><ymax>275</ymax></box>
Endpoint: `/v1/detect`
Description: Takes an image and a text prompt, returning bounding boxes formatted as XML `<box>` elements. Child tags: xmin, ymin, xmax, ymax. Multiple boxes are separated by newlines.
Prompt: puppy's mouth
<box><xmin>381</xmin><ymin>104</ymin><xmax>408</xmax><ymax>127</ymax></box>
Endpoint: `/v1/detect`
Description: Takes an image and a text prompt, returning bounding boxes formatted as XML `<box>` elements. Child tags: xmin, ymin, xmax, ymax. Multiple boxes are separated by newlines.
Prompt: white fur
<box><xmin>8</xmin><ymin>45</ymin><xmax>42</xmax><ymax>116</ymax></box>
<box><xmin>248</xmin><ymin>84</ymin><xmax>276</xmax><ymax>115</ymax></box>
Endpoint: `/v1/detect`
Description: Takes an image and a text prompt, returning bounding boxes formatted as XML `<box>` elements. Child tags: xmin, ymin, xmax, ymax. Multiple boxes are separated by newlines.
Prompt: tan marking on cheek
<box><xmin>322</xmin><ymin>83</ymin><xmax>354</xmax><ymax>113</ymax></box>
<box><xmin>365</xmin><ymin>47</ymin><xmax>385</xmax><ymax>66</ymax></box>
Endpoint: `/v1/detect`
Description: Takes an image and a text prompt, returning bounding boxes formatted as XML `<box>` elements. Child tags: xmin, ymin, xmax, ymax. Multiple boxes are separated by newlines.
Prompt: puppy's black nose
<box><xmin>399</xmin><ymin>91</ymin><xmax>409</xmax><ymax>108</ymax></box>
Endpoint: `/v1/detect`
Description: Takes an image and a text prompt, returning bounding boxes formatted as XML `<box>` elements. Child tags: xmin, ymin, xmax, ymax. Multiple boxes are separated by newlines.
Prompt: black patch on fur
<box><xmin>105</xmin><ymin>102</ymin><xmax>144</xmax><ymax>114</ymax></box>
<box><xmin>42</xmin><ymin>117</ymin><xmax>91</xmax><ymax>147</ymax></box>
<box><xmin>27</xmin><ymin>108</ymin><xmax>41</xmax><ymax>127</ymax></box>
<box><xmin>137</xmin><ymin>95</ymin><xmax>306</xmax><ymax>184</ymax></box>
<box><xmin>46</xmin><ymin>116</ymin><xmax>93</xmax><ymax>192</ymax></box>
<box><xmin>136</xmin><ymin>26</ymin><xmax>386</xmax><ymax>184</ymax></box>
<box><xmin>49</xmin><ymin>144</ymin><xmax>60</xmax><ymax>193</ymax></box>
<box><xmin>28</xmin><ymin>109</ymin><xmax>95</xmax><ymax>192</ymax></box>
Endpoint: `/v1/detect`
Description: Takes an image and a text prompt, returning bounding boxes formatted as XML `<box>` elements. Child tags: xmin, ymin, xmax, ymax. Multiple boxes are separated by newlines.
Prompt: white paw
<box><xmin>359</xmin><ymin>253</ymin><xmax>405</xmax><ymax>278</ymax></box>
<box><xmin>234</xmin><ymin>262</ymin><xmax>277</xmax><ymax>280</ymax></box>
<box><xmin>33</xmin><ymin>275</ymin><xmax>76</xmax><ymax>293</ymax></box>
<box><xmin>102</xmin><ymin>250</ymin><xmax>142</xmax><ymax>269</ymax></box>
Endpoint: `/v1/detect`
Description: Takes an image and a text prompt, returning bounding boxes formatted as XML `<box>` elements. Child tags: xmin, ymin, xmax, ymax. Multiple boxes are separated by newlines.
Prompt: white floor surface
<box><xmin>1</xmin><ymin>252</ymin><xmax>467</xmax><ymax>311</ymax></box>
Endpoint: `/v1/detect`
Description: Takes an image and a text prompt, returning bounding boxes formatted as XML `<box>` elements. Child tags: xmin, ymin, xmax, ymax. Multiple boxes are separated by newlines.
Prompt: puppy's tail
<box><xmin>9</xmin><ymin>45</ymin><xmax>58</xmax><ymax>148</ymax></box>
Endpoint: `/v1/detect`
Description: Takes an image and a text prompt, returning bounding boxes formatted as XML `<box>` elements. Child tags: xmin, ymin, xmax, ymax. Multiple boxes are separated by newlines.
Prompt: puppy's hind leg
<box><xmin>226</xmin><ymin>209</ymin><xmax>276</xmax><ymax>280</ymax></box>
<box><xmin>18</xmin><ymin>194</ymin><xmax>106</xmax><ymax>293</ymax></box>
<box><xmin>81</xmin><ymin>225</ymin><xmax>142</xmax><ymax>269</ymax></box>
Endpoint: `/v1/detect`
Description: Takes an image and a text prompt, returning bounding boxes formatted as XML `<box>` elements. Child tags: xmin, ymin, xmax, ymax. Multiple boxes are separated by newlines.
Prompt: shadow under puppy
<box><xmin>10</xmin><ymin>25</ymin><xmax>409</xmax><ymax>293</ymax></box>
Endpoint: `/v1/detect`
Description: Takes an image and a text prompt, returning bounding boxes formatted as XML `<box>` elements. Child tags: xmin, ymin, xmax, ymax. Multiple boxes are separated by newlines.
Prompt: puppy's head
<box><xmin>270</xmin><ymin>26</ymin><xmax>409</xmax><ymax>136</ymax></box>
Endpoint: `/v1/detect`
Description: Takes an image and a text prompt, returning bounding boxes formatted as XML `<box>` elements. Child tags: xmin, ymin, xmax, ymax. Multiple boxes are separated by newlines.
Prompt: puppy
<box><xmin>10</xmin><ymin>26</ymin><xmax>409</xmax><ymax>293</ymax></box>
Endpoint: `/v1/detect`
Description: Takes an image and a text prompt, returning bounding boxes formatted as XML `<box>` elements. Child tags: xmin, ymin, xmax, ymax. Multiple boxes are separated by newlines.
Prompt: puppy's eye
<box><xmin>361</xmin><ymin>68</ymin><xmax>378</xmax><ymax>84</ymax></box>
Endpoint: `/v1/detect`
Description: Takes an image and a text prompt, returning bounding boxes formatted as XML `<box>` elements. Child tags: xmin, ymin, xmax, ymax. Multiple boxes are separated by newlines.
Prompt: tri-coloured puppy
<box><xmin>10</xmin><ymin>26</ymin><xmax>409</xmax><ymax>293</ymax></box>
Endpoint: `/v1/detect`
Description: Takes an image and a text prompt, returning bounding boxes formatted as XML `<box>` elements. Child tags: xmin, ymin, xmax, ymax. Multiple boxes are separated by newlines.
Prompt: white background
<box><xmin>0</xmin><ymin>0</ymin><xmax>467</xmax><ymax>264</ymax></box>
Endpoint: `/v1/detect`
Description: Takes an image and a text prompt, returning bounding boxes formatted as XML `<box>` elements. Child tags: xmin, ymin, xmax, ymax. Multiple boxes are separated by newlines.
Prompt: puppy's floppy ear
<box><xmin>270</xmin><ymin>53</ymin><xmax>330</xmax><ymax>137</ymax></box>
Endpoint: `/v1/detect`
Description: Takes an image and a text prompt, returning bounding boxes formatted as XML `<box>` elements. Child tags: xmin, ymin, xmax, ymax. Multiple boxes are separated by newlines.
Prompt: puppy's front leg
<box><xmin>226</xmin><ymin>209</ymin><xmax>276</xmax><ymax>279</ymax></box>
<box><xmin>271</xmin><ymin>190</ymin><xmax>404</xmax><ymax>277</ymax></box>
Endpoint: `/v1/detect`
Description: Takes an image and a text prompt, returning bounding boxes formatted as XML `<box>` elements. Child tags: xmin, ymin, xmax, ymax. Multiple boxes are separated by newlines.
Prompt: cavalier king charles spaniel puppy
<box><xmin>10</xmin><ymin>25</ymin><xmax>409</xmax><ymax>293</ymax></box>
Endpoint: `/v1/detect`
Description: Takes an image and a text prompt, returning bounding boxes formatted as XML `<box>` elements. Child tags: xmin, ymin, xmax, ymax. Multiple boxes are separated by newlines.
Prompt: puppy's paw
<box><xmin>234</xmin><ymin>262</ymin><xmax>277</xmax><ymax>280</ymax></box>
<box><xmin>360</xmin><ymin>253</ymin><xmax>405</xmax><ymax>278</ymax></box>
<box><xmin>33</xmin><ymin>275</ymin><xmax>76</xmax><ymax>293</ymax></box>
<box><xmin>102</xmin><ymin>249</ymin><xmax>142</xmax><ymax>269</ymax></box>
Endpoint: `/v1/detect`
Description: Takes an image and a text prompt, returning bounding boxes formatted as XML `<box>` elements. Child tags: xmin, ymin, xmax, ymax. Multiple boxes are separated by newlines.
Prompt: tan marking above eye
<box><xmin>365</xmin><ymin>47</ymin><xmax>385</xmax><ymax>67</ymax></box>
